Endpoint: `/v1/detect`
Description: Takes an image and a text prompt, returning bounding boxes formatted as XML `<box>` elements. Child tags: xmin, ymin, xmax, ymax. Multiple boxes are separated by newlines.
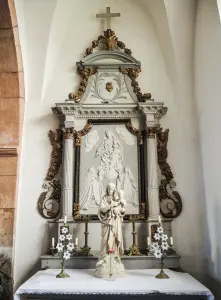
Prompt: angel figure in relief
<box><xmin>116</xmin><ymin>167</ymin><xmax>138</xmax><ymax>208</ymax></box>
<box><xmin>80</xmin><ymin>167</ymin><xmax>103</xmax><ymax>210</ymax></box>
<box><xmin>123</xmin><ymin>167</ymin><xmax>138</xmax><ymax>207</ymax></box>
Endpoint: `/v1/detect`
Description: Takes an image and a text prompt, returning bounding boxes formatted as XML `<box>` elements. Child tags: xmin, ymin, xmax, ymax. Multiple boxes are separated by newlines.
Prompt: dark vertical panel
<box><xmin>142</xmin><ymin>130</ymin><xmax>148</xmax><ymax>218</ymax></box>
<box><xmin>73</xmin><ymin>141</ymin><xmax>80</xmax><ymax>204</ymax></box>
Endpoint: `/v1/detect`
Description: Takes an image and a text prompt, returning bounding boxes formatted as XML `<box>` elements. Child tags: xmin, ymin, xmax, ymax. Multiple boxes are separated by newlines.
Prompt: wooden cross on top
<box><xmin>96</xmin><ymin>7</ymin><xmax>120</xmax><ymax>29</ymax></box>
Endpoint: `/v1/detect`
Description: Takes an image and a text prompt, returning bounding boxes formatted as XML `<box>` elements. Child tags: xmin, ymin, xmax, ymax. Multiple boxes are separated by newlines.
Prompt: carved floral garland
<box><xmin>156</xmin><ymin>128</ymin><xmax>182</xmax><ymax>218</ymax></box>
<box><xmin>37</xmin><ymin>129</ymin><xmax>63</xmax><ymax>219</ymax></box>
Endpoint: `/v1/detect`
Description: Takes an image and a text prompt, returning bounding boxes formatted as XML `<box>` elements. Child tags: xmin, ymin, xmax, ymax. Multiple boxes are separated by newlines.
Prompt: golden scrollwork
<box><xmin>120</xmin><ymin>67</ymin><xmax>151</xmax><ymax>102</ymax></box>
<box><xmin>73</xmin><ymin>203</ymin><xmax>80</xmax><ymax>219</ymax></box>
<box><xmin>46</xmin><ymin>129</ymin><xmax>63</xmax><ymax>181</ymax></box>
<box><xmin>68</xmin><ymin>66</ymin><xmax>97</xmax><ymax>102</ymax></box>
<box><xmin>62</xmin><ymin>127</ymin><xmax>75</xmax><ymax>140</ymax></box>
<box><xmin>156</xmin><ymin>128</ymin><xmax>182</xmax><ymax>218</ymax></box>
<box><xmin>38</xmin><ymin>129</ymin><xmax>63</xmax><ymax>219</ymax></box>
<box><xmin>125</xmin><ymin>121</ymin><xmax>143</xmax><ymax>145</ymax></box>
<box><xmin>38</xmin><ymin>180</ymin><xmax>61</xmax><ymax>219</ymax></box>
<box><xmin>75</xmin><ymin>122</ymin><xmax>93</xmax><ymax>146</ymax></box>
<box><xmin>75</xmin><ymin>134</ymin><xmax>81</xmax><ymax>147</ymax></box>
<box><xmin>128</xmin><ymin>214</ymin><xmax>144</xmax><ymax>221</ymax></box>
<box><xmin>146</xmin><ymin>127</ymin><xmax>156</xmax><ymax>138</ymax></box>
<box><xmin>84</xmin><ymin>29</ymin><xmax>132</xmax><ymax>55</ymax></box>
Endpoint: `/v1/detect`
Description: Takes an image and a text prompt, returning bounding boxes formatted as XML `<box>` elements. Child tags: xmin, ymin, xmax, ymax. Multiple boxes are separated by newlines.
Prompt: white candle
<box><xmin>64</xmin><ymin>215</ymin><xmax>67</xmax><ymax>224</ymax></box>
<box><xmin>170</xmin><ymin>237</ymin><xmax>174</xmax><ymax>246</ymax></box>
<box><xmin>52</xmin><ymin>238</ymin><xmax>55</xmax><ymax>248</ymax></box>
<box><xmin>147</xmin><ymin>237</ymin><xmax>151</xmax><ymax>246</ymax></box>
<box><xmin>75</xmin><ymin>237</ymin><xmax>78</xmax><ymax>246</ymax></box>
<box><xmin>158</xmin><ymin>215</ymin><xmax>162</xmax><ymax>223</ymax></box>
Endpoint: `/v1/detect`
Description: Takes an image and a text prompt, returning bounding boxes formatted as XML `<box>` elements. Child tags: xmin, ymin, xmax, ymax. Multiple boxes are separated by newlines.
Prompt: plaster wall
<box><xmin>194</xmin><ymin>0</ymin><xmax>221</xmax><ymax>297</ymax></box>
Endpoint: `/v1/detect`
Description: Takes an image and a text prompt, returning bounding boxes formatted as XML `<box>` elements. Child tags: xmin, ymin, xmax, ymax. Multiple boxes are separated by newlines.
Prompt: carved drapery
<box><xmin>156</xmin><ymin>128</ymin><xmax>182</xmax><ymax>218</ymax></box>
<box><xmin>37</xmin><ymin>129</ymin><xmax>63</xmax><ymax>219</ymax></box>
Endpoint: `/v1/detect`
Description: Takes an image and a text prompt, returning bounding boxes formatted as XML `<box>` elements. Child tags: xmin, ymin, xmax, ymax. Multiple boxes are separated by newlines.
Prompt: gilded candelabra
<box><xmin>128</xmin><ymin>216</ymin><xmax>141</xmax><ymax>256</ymax></box>
<box><xmin>78</xmin><ymin>216</ymin><xmax>93</xmax><ymax>256</ymax></box>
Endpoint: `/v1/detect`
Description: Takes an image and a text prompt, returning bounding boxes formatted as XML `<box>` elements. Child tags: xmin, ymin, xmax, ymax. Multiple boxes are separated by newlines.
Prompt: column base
<box><xmin>59</xmin><ymin>216</ymin><xmax>74</xmax><ymax>223</ymax></box>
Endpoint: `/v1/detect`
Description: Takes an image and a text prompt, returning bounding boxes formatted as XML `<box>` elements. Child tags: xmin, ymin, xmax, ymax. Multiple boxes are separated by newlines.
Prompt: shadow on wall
<box><xmin>204</xmin><ymin>197</ymin><xmax>221</xmax><ymax>299</ymax></box>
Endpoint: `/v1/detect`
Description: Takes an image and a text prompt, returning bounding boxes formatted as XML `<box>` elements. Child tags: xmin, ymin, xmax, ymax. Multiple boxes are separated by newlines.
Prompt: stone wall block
<box><xmin>0</xmin><ymin>72</ymin><xmax>24</xmax><ymax>98</ymax></box>
<box><xmin>0</xmin><ymin>29</ymin><xmax>17</xmax><ymax>72</ymax></box>
<box><xmin>0</xmin><ymin>121</ymin><xmax>19</xmax><ymax>146</ymax></box>
<box><xmin>0</xmin><ymin>208</ymin><xmax>14</xmax><ymax>246</ymax></box>
<box><xmin>0</xmin><ymin>157</ymin><xmax>17</xmax><ymax>175</ymax></box>
<box><xmin>0</xmin><ymin>175</ymin><xmax>16</xmax><ymax>208</ymax></box>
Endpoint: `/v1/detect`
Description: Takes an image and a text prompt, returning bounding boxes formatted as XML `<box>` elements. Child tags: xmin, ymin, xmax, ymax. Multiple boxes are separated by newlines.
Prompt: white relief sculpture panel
<box><xmin>84</xmin><ymin>71</ymin><xmax>135</xmax><ymax>104</ymax></box>
<box><xmin>84</xmin><ymin>130</ymin><xmax>99</xmax><ymax>152</ymax></box>
<box><xmin>116</xmin><ymin>126</ymin><xmax>135</xmax><ymax>146</ymax></box>
<box><xmin>79</xmin><ymin>124</ymin><xmax>139</xmax><ymax>215</ymax></box>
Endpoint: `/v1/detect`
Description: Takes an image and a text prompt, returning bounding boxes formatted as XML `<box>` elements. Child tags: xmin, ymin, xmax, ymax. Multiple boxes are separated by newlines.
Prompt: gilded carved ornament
<box><xmin>120</xmin><ymin>67</ymin><xmax>151</xmax><ymax>102</ymax></box>
<box><xmin>84</xmin><ymin>29</ymin><xmax>132</xmax><ymax>55</ymax></box>
<box><xmin>125</xmin><ymin>121</ymin><xmax>143</xmax><ymax>145</ymax></box>
<box><xmin>75</xmin><ymin>122</ymin><xmax>93</xmax><ymax>146</ymax></box>
<box><xmin>156</xmin><ymin>128</ymin><xmax>182</xmax><ymax>218</ymax></box>
<box><xmin>37</xmin><ymin>129</ymin><xmax>63</xmax><ymax>219</ymax></box>
<box><xmin>62</xmin><ymin>127</ymin><xmax>75</xmax><ymax>139</ymax></box>
<box><xmin>146</xmin><ymin>127</ymin><xmax>156</xmax><ymax>139</ymax></box>
<box><xmin>69</xmin><ymin>65</ymin><xmax>97</xmax><ymax>102</ymax></box>
<box><xmin>68</xmin><ymin>29</ymin><xmax>151</xmax><ymax>103</ymax></box>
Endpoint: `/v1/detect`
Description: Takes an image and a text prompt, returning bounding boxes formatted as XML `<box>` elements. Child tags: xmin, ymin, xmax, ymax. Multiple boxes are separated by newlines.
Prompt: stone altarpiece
<box><xmin>38</xmin><ymin>27</ymin><xmax>182</xmax><ymax>269</ymax></box>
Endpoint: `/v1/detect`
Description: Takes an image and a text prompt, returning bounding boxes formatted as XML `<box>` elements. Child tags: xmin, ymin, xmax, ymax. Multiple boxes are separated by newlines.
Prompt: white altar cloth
<box><xmin>14</xmin><ymin>269</ymin><xmax>213</xmax><ymax>299</ymax></box>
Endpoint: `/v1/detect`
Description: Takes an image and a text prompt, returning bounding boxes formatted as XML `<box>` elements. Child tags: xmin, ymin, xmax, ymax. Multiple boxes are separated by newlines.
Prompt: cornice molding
<box><xmin>0</xmin><ymin>147</ymin><xmax>18</xmax><ymax>157</ymax></box>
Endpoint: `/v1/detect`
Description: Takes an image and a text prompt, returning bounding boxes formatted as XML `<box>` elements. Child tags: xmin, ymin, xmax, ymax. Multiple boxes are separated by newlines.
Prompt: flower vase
<box><xmin>56</xmin><ymin>259</ymin><xmax>70</xmax><ymax>278</ymax></box>
<box><xmin>155</xmin><ymin>257</ymin><xmax>169</xmax><ymax>279</ymax></box>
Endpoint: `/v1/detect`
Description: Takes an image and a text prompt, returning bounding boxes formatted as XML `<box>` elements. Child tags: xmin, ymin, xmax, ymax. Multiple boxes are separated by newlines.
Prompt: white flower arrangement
<box><xmin>151</xmin><ymin>224</ymin><xmax>170</xmax><ymax>260</ymax></box>
<box><xmin>56</xmin><ymin>219</ymin><xmax>73</xmax><ymax>278</ymax></box>
<box><xmin>56</xmin><ymin>226</ymin><xmax>73</xmax><ymax>261</ymax></box>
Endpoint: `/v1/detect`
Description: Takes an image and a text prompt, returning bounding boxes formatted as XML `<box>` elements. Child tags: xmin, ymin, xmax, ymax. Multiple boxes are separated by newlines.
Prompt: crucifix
<box><xmin>96</xmin><ymin>7</ymin><xmax>120</xmax><ymax>29</ymax></box>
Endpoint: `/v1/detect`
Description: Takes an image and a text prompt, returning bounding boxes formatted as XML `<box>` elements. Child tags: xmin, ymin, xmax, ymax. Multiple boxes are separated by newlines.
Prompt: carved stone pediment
<box><xmin>67</xmin><ymin>30</ymin><xmax>152</xmax><ymax>104</ymax></box>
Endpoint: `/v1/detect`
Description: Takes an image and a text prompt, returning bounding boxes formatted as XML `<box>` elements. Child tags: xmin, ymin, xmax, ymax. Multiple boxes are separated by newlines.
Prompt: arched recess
<box><xmin>0</xmin><ymin>0</ymin><xmax>24</xmax><ymax>284</ymax></box>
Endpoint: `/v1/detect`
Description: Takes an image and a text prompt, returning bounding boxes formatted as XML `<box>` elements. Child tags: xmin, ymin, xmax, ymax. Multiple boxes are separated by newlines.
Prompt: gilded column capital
<box><xmin>62</xmin><ymin>127</ymin><xmax>75</xmax><ymax>139</ymax></box>
<box><xmin>146</xmin><ymin>127</ymin><xmax>156</xmax><ymax>138</ymax></box>
<box><xmin>75</xmin><ymin>134</ymin><xmax>82</xmax><ymax>146</ymax></box>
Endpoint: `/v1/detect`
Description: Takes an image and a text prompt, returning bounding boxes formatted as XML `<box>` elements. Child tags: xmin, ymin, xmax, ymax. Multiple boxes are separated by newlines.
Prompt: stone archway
<box><xmin>0</xmin><ymin>0</ymin><xmax>24</xmax><ymax>291</ymax></box>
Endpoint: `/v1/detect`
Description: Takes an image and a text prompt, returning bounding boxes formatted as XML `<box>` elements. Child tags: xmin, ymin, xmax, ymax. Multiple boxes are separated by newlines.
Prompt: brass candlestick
<box><xmin>128</xmin><ymin>219</ymin><xmax>141</xmax><ymax>256</ymax></box>
<box><xmin>78</xmin><ymin>216</ymin><xmax>93</xmax><ymax>256</ymax></box>
<box><xmin>155</xmin><ymin>257</ymin><xmax>169</xmax><ymax>279</ymax></box>
<box><xmin>48</xmin><ymin>246</ymin><xmax>58</xmax><ymax>256</ymax></box>
<box><xmin>56</xmin><ymin>258</ymin><xmax>70</xmax><ymax>278</ymax></box>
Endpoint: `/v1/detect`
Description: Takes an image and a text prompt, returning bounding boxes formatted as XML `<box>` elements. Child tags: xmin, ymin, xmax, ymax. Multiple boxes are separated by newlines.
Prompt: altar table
<box><xmin>14</xmin><ymin>269</ymin><xmax>213</xmax><ymax>300</ymax></box>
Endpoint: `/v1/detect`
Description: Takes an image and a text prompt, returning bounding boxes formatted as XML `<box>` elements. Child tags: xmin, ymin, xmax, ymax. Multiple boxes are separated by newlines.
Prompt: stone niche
<box><xmin>38</xmin><ymin>30</ymin><xmax>182</xmax><ymax>269</ymax></box>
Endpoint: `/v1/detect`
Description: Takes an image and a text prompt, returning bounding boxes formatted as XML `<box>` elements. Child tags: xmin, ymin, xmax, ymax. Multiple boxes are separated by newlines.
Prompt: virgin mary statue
<box><xmin>94</xmin><ymin>183</ymin><xmax>126</xmax><ymax>278</ymax></box>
